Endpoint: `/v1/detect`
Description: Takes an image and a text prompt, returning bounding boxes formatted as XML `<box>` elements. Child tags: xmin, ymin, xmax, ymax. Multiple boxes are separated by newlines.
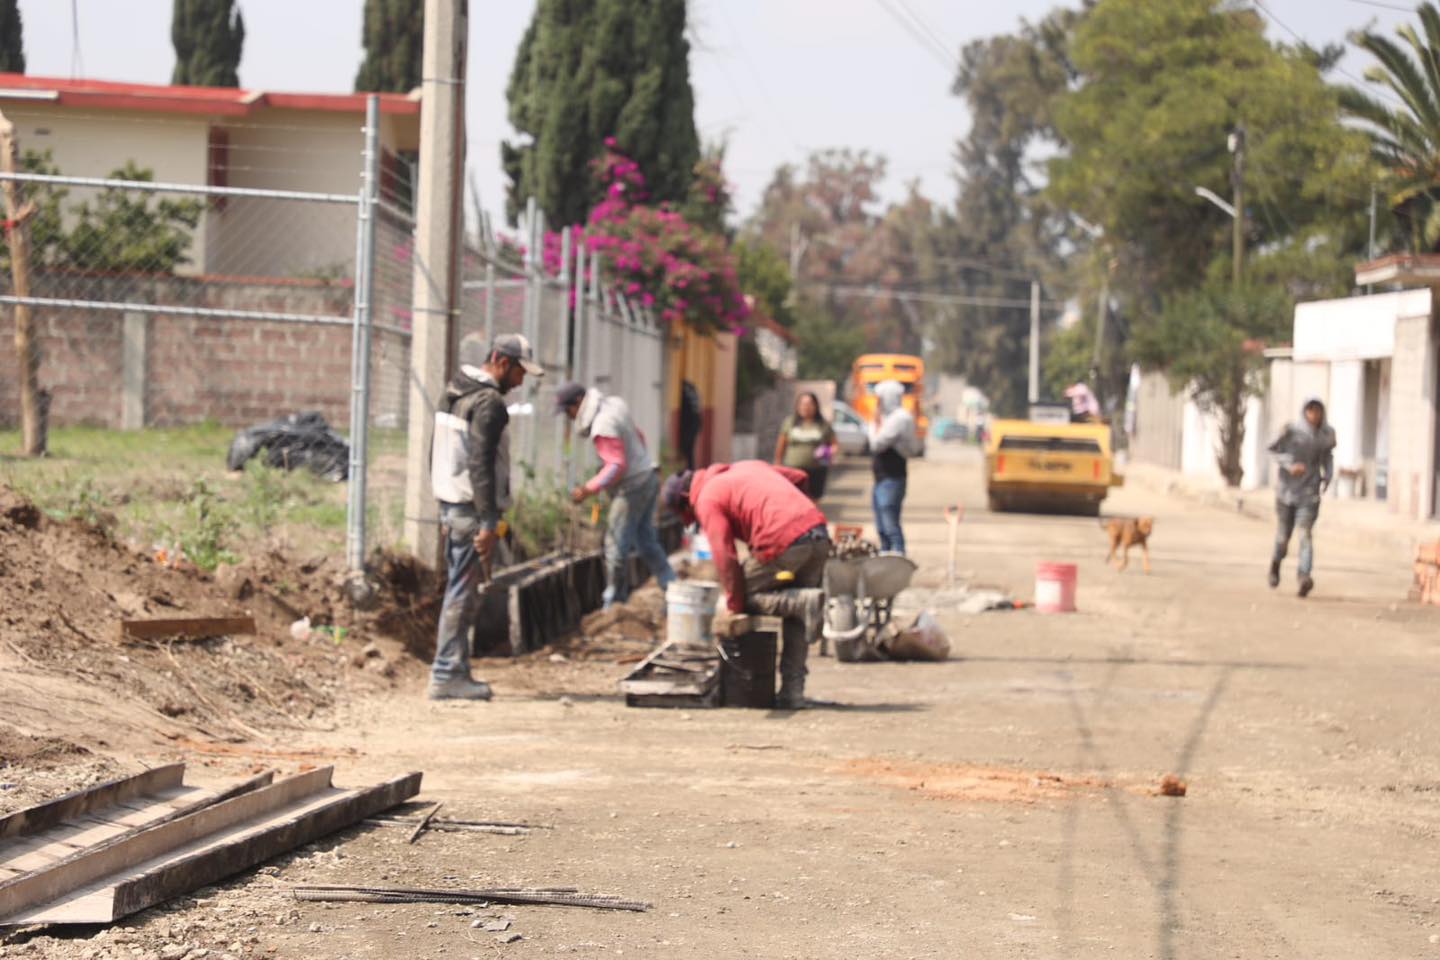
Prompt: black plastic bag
<box><xmin>226</xmin><ymin>411</ymin><xmax>350</xmax><ymax>482</ymax></box>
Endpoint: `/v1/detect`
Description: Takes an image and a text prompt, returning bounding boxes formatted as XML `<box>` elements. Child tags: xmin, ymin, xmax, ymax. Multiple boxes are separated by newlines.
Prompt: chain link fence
<box><xmin>0</xmin><ymin>96</ymin><xmax>670</xmax><ymax>574</ymax></box>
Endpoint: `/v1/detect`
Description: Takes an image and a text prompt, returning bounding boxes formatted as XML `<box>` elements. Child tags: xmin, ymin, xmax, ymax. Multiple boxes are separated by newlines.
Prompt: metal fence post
<box><xmin>345</xmin><ymin>95</ymin><xmax>381</xmax><ymax>573</ymax></box>
<box><xmin>554</xmin><ymin>227</ymin><xmax>572</xmax><ymax>482</ymax></box>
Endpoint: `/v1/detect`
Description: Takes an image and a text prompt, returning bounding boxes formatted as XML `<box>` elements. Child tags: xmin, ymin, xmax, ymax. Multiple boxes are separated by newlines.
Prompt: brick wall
<box><xmin>0</xmin><ymin>274</ymin><xmax>412</xmax><ymax>430</ymax></box>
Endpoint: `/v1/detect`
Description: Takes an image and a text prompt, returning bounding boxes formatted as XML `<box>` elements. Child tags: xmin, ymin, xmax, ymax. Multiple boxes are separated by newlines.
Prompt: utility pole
<box><xmin>1090</xmin><ymin>256</ymin><xmax>1110</xmax><ymax>389</ymax></box>
<box><xmin>0</xmin><ymin>110</ymin><xmax>43</xmax><ymax>456</ymax></box>
<box><xmin>786</xmin><ymin>222</ymin><xmax>809</xmax><ymax>307</ymax></box>
<box><xmin>403</xmin><ymin>0</ymin><xmax>468</xmax><ymax>568</ymax></box>
<box><xmin>1367</xmin><ymin>184</ymin><xmax>1377</xmax><ymax>295</ymax></box>
<box><xmin>1028</xmin><ymin>280</ymin><xmax>1040</xmax><ymax>405</ymax></box>
<box><xmin>1229</xmin><ymin>125</ymin><xmax>1245</xmax><ymax>292</ymax></box>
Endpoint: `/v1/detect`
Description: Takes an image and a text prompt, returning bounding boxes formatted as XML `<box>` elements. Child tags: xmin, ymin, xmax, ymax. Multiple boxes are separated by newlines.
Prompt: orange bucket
<box><xmin>1035</xmin><ymin>562</ymin><xmax>1077</xmax><ymax>613</ymax></box>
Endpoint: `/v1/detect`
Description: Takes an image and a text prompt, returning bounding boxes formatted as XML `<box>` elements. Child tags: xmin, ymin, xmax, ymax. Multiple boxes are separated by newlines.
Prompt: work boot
<box><xmin>427</xmin><ymin>676</ymin><xmax>494</xmax><ymax>701</ymax></box>
<box><xmin>776</xmin><ymin>675</ymin><xmax>807</xmax><ymax>710</ymax></box>
<box><xmin>1298</xmin><ymin>575</ymin><xmax>1314</xmax><ymax>599</ymax></box>
<box><xmin>1267</xmin><ymin>562</ymin><xmax>1280</xmax><ymax>589</ymax></box>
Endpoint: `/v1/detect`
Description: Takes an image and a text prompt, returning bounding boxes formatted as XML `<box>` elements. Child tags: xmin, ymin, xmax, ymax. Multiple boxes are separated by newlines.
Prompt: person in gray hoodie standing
<box><xmin>1267</xmin><ymin>398</ymin><xmax>1336</xmax><ymax>597</ymax></box>
<box><xmin>868</xmin><ymin>379</ymin><xmax>922</xmax><ymax>554</ymax></box>
<box><xmin>428</xmin><ymin>332</ymin><xmax>544</xmax><ymax>700</ymax></box>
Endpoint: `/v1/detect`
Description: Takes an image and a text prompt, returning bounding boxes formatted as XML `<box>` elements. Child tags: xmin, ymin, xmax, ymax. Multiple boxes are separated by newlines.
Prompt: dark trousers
<box><xmin>803</xmin><ymin>466</ymin><xmax>829</xmax><ymax>500</ymax></box>
<box><xmin>1273</xmin><ymin>500</ymin><xmax>1320</xmax><ymax>577</ymax></box>
<box><xmin>742</xmin><ymin>536</ymin><xmax>830</xmax><ymax>682</ymax></box>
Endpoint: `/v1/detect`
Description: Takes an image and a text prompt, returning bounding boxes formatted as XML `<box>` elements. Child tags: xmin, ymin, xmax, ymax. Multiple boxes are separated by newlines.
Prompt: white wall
<box><xmin>1390</xmin><ymin>312</ymin><xmax>1437</xmax><ymax>520</ymax></box>
<box><xmin>3</xmin><ymin>107</ymin><xmax>212</xmax><ymax>273</ymax></box>
<box><xmin>1293</xmin><ymin>289</ymin><xmax>1427</xmax><ymax>362</ymax></box>
<box><xmin>1180</xmin><ymin>391</ymin><xmax>1266</xmax><ymax>490</ymax></box>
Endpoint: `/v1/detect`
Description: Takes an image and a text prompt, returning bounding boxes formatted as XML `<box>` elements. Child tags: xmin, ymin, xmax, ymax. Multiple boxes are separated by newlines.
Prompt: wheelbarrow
<box><xmin>820</xmin><ymin>552</ymin><xmax>918</xmax><ymax>662</ymax></box>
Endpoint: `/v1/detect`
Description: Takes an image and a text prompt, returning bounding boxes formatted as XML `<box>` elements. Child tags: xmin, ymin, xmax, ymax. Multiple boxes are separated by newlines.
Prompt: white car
<box><xmin>831</xmin><ymin>400</ymin><xmax>870</xmax><ymax>456</ymax></box>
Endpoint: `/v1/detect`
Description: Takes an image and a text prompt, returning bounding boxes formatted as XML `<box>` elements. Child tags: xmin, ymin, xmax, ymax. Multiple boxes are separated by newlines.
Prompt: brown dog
<box><xmin>1103</xmin><ymin>516</ymin><xmax>1154</xmax><ymax>573</ymax></box>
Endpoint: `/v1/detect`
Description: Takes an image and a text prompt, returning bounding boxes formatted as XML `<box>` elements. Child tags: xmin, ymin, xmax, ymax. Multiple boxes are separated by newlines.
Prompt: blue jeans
<box><xmin>873</xmin><ymin>476</ymin><xmax>907</xmax><ymax>554</ymax></box>
<box><xmin>604</xmin><ymin>470</ymin><xmax>676</xmax><ymax>607</ymax></box>
<box><xmin>432</xmin><ymin>503</ymin><xmax>484</xmax><ymax>682</ymax></box>
<box><xmin>1273</xmin><ymin>500</ymin><xmax>1320</xmax><ymax>577</ymax></box>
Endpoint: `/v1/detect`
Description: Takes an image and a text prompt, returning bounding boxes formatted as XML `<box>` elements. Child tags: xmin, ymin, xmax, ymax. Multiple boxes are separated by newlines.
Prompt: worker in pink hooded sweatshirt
<box><xmin>557</xmin><ymin>382</ymin><xmax>676</xmax><ymax>607</ymax></box>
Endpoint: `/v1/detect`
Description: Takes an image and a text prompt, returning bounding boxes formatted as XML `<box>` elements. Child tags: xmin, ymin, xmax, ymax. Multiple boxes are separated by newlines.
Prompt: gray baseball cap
<box><xmin>492</xmin><ymin>333</ymin><xmax>545</xmax><ymax>376</ymax></box>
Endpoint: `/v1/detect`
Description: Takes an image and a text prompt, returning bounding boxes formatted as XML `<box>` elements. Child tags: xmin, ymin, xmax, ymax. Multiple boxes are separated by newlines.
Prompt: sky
<box><xmin>11</xmin><ymin>0</ymin><xmax>1418</xmax><ymax>229</ymax></box>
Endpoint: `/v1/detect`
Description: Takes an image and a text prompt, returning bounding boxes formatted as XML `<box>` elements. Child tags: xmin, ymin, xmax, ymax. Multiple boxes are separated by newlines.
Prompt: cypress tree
<box><xmin>503</xmin><ymin>0</ymin><xmax>700</xmax><ymax>227</ymax></box>
<box><xmin>355</xmin><ymin>0</ymin><xmax>423</xmax><ymax>93</ymax></box>
<box><xmin>0</xmin><ymin>0</ymin><xmax>24</xmax><ymax>74</ymax></box>
<box><xmin>171</xmin><ymin>0</ymin><xmax>245</xmax><ymax>88</ymax></box>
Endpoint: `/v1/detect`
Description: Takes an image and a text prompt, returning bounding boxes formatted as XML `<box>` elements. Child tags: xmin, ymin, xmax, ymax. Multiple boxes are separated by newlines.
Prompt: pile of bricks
<box><xmin>1411</xmin><ymin>541</ymin><xmax>1440</xmax><ymax>605</ymax></box>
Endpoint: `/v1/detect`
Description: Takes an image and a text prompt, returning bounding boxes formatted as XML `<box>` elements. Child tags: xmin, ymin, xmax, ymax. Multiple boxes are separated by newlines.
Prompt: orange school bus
<box><xmin>849</xmin><ymin>354</ymin><xmax>929</xmax><ymax>447</ymax></box>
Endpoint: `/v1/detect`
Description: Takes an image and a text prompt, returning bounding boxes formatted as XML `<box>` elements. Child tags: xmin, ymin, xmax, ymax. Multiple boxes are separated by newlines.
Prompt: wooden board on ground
<box><xmin>0</xmin><ymin>766</ymin><xmax>275</xmax><ymax>894</ymax></box>
<box><xmin>620</xmin><ymin>640</ymin><xmax>722</xmax><ymax>709</ymax></box>
<box><xmin>118</xmin><ymin>616</ymin><xmax>257</xmax><ymax>643</ymax></box>
<box><xmin>0</xmin><ymin>767</ymin><xmax>421</xmax><ymax>925</ymax></box>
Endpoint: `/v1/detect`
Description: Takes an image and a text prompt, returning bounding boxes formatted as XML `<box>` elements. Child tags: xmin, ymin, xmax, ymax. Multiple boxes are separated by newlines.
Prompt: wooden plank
<box><xmin>0</xmin><ymin>765</ymin><xmax>186</xmax><ymax>841</ymax></box>
<box><xmin>118</xmin><ymin>616</ymin><xmax>256</xmax><ymax>642</ymax></box>
<box><xmin>55</xmin><ymin>771</ymin><xmax>420</xmax><ymax>924</ymax></box>
<box><xmin>0</xmin><ymin>768</ymin><xmax>332</xmax><ymax>924</ymax></box>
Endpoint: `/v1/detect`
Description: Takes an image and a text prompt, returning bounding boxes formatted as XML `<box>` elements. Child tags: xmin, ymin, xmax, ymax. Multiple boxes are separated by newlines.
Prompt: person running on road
<box><xmin>774</xmin><ymin>391</ymin><xmax>837</xmax><ymax>500</ymax></box>
<box><xmin>427</xmin><ymin>332</ymin><xmax>544</xmax><ymax>700</ymax></box>
<box><xmin>869</xmin><ymin>379</ymin><xmax>921</xmax><ymax>554</ymax></box>
<box><xmin>556</xmin><ymin>382</ymin><xmax>676</xmax><ymax>608</ymax></box>
<box><xmin>1267</xmin><ymin>398</ymin><xmax>1335</xmax><ymax>598</ymax></box>
<box><xmin>663</xmin><ymin>461</ymin><xmax>829</xmax><ymax>709</ymax></box>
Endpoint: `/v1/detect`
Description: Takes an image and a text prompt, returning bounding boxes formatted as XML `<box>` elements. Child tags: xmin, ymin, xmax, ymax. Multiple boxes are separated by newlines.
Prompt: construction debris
<box><xmin>407</xmin><ymin>801</ymin><xmax>443</xmax><ymax>843</ymax></box>
<box><xmin>118</xmin><ymin>615</ymin><xmax>257</xmax><ymax>643</ymax></box>
<box><xmin>292</xmin><ymin>883</ymin><xmax>651</xmax><ymax>912</ymax></box>
<box><xmin>620</xmin><ymin>615</ymin><xmax>784</xmax><ymax>709</ymax></box>
<box><xmin>365</xmin><ymin>815</ymin><xmax>547</xmax><ymax>836</ymax></box>
<box><xmin>0</xmin><ymin>766</ymin><xmax>421</xmax><ymax>926</ymax></box>
<box><xmin>1412</xmin><ymin>540</ymin><xmax>1440</xmax><ymax>605</ymax></box>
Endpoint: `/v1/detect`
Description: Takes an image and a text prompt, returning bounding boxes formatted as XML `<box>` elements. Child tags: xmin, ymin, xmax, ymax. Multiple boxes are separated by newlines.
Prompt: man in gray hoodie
<box><xmin>1267</xmin><ymin>398</ymin><xmax>1336</xmax><ymax>597</ymax></box>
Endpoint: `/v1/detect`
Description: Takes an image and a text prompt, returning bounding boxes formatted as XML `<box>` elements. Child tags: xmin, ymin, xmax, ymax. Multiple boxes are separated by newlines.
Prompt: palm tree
<box><xmin>1340</xmin><ymin>3</ymin><xmax>1440</xmax><ymax>252</ymax></box>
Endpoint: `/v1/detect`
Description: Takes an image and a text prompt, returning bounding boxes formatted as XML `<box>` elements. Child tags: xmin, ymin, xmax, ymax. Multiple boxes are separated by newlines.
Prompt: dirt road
<box><xmin>11</xmin><ymin>446</ymin><xmax>1440</xmax><ymax>959</ymax></box>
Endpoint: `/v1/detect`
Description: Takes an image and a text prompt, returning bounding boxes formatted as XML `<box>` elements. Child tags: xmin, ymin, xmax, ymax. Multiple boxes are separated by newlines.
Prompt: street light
<box><xmin>1194</xmin><ymin>186</ymin><xmax>1237</xmax><ymax>219</ymax></box>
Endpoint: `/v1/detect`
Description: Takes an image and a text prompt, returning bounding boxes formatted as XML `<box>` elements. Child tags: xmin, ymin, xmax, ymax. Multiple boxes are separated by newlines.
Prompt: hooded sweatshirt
<box><xmin>575</xmin><ymin>389</ymin><xmax>655</xmax><ymax>494</ymax></box>
<box><xmin>431</xmin><ymin>366</ymin><xmax>511</xmax><ymax>529</ymax></box>
<box><xmin>689</xmin><ymin>461</ymin><xmax>828</xmax><ymax>612</ymax></box>
<box><xmin>1268</xmin><ymin>401</ymin><xmax>1336</xmax><ymax>506</ymax></box>
<box><xmin>869</xmin><ymin>380</ymin><xmax>921</xmax><ymax>480</ymax></box>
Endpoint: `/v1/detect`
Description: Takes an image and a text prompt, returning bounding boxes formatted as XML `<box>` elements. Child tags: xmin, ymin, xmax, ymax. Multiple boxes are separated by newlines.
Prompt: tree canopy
<box><xmin>171</xmin><ymin>0</ymin><xmax>245</xmax><ymax>88</ymax></box>
<box><xmin>355</xmin><ymin>0</ymin><xmax>423</xmax><ymax>93</ymax></box>
<box><xmin>0</xmin><ymin>0</ymin><xmax>24</xmax><ymax>74</ymax></box>
<box><xmin>1341</xmin><ymin>3</ymin><xmax>1440</xmax><ymax>252</ymax></box>
<box><xmin>503</xmin><ymin>0</ymin><xmax>699</xmax><ymax>228</ymax></box>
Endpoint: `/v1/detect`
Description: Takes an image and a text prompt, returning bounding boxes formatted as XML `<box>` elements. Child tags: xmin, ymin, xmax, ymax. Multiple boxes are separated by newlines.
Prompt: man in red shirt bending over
<box><xmin>663</xmin><ymin>461</ymin><xmax>830</xmax><ymax>709</ymax></box>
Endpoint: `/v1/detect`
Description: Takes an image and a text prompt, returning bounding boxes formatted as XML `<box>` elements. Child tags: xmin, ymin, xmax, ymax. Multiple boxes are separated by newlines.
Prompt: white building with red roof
<box><xmin>0</xmin><ymin>74</ymin><xmax>420</xmax><ymax>278</ymax></box>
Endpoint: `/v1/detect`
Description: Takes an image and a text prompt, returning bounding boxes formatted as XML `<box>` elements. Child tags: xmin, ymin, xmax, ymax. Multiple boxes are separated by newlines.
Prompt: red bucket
<box><xmin>1035</xmin><ymin>562</ymin><xmax>1077</xmax><ymax>613</ymax></box>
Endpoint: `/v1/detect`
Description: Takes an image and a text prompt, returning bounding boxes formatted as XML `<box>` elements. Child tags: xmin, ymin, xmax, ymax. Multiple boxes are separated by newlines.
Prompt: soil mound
<box><xmin>0</xmin><ymin>486</ymin><xmax>429</xmax><ymax>768</ymax></box>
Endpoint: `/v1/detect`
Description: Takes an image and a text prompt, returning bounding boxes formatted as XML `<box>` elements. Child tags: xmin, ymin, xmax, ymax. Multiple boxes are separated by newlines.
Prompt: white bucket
<box><xmin>666</xmin><ymin>579</ymin><xmax>722</xmax><ymax>650</ymax></box>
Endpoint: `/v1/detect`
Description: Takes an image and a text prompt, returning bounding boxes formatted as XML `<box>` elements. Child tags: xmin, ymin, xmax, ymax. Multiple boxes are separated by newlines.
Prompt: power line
<box><xmin>809</xmin><ymin>281</ymin><xmax>1063</xmax><ymax>310</ymax></box>
<box><xmin>1251</xmin><ymin>0</ymin><xmax>1404</xmax><ymax>107</ymax></box>
<box><xmin>870</xmin><ymin>0</ymin><xmax>956</xmax><ymax>75</ymax></box>
<box><xmin>1344</xmin><ymin>0</ymin><xmax>1416</xmax><ymax>12</ymax></box>
<box><xmin>890</xmin><ymin>0</ymin><xmax>959</xmax><ymax>70</ymax></box>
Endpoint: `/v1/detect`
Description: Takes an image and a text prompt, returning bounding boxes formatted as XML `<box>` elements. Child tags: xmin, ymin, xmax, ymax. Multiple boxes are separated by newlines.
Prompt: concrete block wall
<box><xmin>0</xmin><ymin>274</ymin><xmax>410</xmax><ymax>432</ymax></box>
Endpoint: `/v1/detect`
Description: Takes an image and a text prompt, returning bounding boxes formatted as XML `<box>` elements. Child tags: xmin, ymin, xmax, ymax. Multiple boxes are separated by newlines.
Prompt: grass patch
<box><xmin>0</xmin><ymin>425</ymin><xmax>365</xmax><ymax>564</ymax></box>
